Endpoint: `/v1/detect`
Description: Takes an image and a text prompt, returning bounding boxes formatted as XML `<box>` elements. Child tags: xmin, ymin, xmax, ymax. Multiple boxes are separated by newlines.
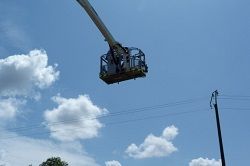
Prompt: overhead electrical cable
<box><xmin>219</xmin><ymin>94</ymin><xmax>250</xmax><ymax>101</ymax></box>
<box><xmin>2</xmin><ymin>97</ymin><xmax>208</xmax><ymax>133</ymax></box>
<box><xmin>219</xmin><ymin>97</ymin><xmax>250</xmax><ymax>101</ymax></box>
<box><xmin>0</xmin><ymin>109</ymin><xmax>208</xmax><ymax>140</ymax></box>
<box><xmin>220</xmin><ymin>107</ymin><xmax>250</xmax><ymax>111</ymax></box>
<box><xmin>220</xmin><ymin>94</ymin><xmax>250</xmax><ymax>98</ymax></box>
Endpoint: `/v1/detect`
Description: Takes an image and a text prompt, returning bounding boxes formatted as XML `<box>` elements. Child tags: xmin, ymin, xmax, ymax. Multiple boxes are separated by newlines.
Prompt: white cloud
<box><xmin>0</xmin><ymin>49</ymin><xmax>59</xmax><ymax>97</ymax></box>
<box><xmin>0</xmin><ymin>149</ymin><xmax>9</xmax><ymax>166</ymax></box>
<box><xmin>0</xmin><ymin>20</ymin><xmax>32</xmax><ymax>51</ymax></box>
<box><xmin>189</xmin><ymin>158</ymin><xmax>221</xmax><ymax>166</ymax></box>
<box><xmin>0</xmin><ymin>49</ymin><xmax>59</xmax><ymax>122</ymax></box>
<box><xmin>0</xmin><ymin>131</ymin><xmax>99</xmax><ymax>166</ymax></box>
<box><xmin>162</xmin><ymin>125</ymin><xmax>179</xmax><ymax>140</ymax></box>
<box><xmin>105</xmin><ymin>160</ymin><xmax>122</xmax><ymax>166</ymax></box>
<box><xmin>0</xmin><ymin>98</ymin><xmax>25</xmax><ymax>120</ymax></box>
<box><xmin>0</xmin><ymin>149</ymin><xmax>6</xmax><ymax>160</ymax></box>
<box><xmin>44</xmin><ymin>95</ymin><xmax>108</xmax><ymax>141</ymax></box>
<box><xmin>125</xmin><ymin>125</ymin><xmax>178</xmax><ymax>159</ymax></box>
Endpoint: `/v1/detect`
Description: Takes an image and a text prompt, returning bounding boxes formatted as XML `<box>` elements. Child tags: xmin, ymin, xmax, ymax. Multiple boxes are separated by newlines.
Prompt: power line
<box><xmin>3</xmin><ymin>97</ymin><xmax>208</xmax><ymax>133</ymax></box>
<box><xmin>220</xmin><ymin>107</ymin><xmax>250</xmax><ymax>111</ymax></box>
<box><xmin>219</xmin><ymin>94</ymin><xmax>250</xmax><ymax>101</ymax></box>
<box><xmin>105</xmin><ymin>109</ymin><xmax>208</xmax><ymax>126</ymax></box>
<box><xmin>0</xmin><ymin>109</ymin><xmax>208</xmax><ymax>140</ymax></box>
<box><xmin>3</xmin><ymin>95</ymin><xmax>250</xmax><ymax>140</ymax></box>
<box><xmin>219</xmin><ymin>97</ymin><xmax>250</xmax><ymax>101</ymax></box>
<box><xmin>220</xmin><ymin>94</ymin><xmax>250</xmax><ymax>98</ymax></box>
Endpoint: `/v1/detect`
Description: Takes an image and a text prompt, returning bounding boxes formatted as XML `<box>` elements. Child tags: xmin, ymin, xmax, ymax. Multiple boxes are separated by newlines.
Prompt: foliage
<box><xmin>39</xmin><ymin>157</ymin><xmax>68</xmax><ymax>166</ymax></box>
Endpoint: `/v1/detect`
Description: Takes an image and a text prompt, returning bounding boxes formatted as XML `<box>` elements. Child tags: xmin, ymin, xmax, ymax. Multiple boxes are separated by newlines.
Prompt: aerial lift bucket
<box><xmin>99</xmin><ymin>47</ymin><xmax>148</xmax><ymax>84</ymax></box>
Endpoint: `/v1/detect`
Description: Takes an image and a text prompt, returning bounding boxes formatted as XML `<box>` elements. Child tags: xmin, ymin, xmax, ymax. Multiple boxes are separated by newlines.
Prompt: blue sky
<box><xmin>0</xmin><ymin>0</ymin><xmax>250</xmax><ymax>165</ymax></box>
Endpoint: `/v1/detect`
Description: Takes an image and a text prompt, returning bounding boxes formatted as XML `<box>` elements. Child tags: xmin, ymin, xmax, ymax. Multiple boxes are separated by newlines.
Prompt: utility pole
<box><xmin>210</xmin><ymin>90</ymin><xmax>226</xmax><ymax>166</ymax></box>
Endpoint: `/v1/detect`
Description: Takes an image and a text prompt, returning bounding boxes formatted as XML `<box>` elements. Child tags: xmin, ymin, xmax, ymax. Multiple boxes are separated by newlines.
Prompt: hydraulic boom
<box><xmin>76</xmin><ymin>0</ymin><xmax>148</xmax><ymax>84</ymax></box>
<box><xmin>76</xmin><ymin>0</ymin><xmax>117</xmax><ymax>47</ymax></box>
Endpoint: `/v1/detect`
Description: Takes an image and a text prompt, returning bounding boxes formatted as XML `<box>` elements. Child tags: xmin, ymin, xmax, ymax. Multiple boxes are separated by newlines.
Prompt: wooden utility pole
<box><xmin>210</xmin><ymin>90</ymin><xmax>226</xmax><ymax>166</ymax></box>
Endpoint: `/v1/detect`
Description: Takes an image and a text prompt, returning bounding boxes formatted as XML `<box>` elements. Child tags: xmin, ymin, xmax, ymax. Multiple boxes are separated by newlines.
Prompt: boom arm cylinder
<box><xmin>76</xmin><ymin>0</ymin><xmax>118</xmax><ymax>47</ymax></box>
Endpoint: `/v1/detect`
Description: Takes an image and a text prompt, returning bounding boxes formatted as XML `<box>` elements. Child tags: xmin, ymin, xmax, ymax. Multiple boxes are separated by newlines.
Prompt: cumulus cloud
<box><xmin>0</xmin><ymin>98</ymin><xmax>25</xmax><ymax>120</ymax></box>
<box><xmin>105</xmin><ymin>160</ymin><xmax>122</xmax><ymax>166</ymax></box>
<box><xmin>44</xmin><ymin>95</ymin><xmax>108</xmax><ymax>141</ymax></box>
<box><xmin>189</xmin><ymin>158</ymin><xmax>221</xmax><ymax>166</ymax></box>
<box><xmin>0</xmin><ymin>131</ymin><xmax>99</xmax><ymax>166</ymax></box>
<box><xmin>125</xmin><ymin>125</ymin><xmax>178</xmax><ymax>159</ymax></box>
<box><xmin>0</xmin><ymin>49</ymin><xmax>59</xmax><ymax>97</ymax></box>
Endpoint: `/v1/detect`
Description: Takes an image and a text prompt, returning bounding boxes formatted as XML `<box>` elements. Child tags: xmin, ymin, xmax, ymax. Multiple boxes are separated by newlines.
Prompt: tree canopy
<box><xmin>39</xmin><ymin>157</ymin><xmax>68</xmax><ymax>166</ymax></box>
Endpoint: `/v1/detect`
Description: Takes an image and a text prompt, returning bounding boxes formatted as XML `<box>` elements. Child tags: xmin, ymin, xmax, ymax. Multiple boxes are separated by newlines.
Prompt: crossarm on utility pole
<box><xmin>76</xmin><ymin>0</ymin><xmax>118</xmax><ymax>47</ymax></box>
